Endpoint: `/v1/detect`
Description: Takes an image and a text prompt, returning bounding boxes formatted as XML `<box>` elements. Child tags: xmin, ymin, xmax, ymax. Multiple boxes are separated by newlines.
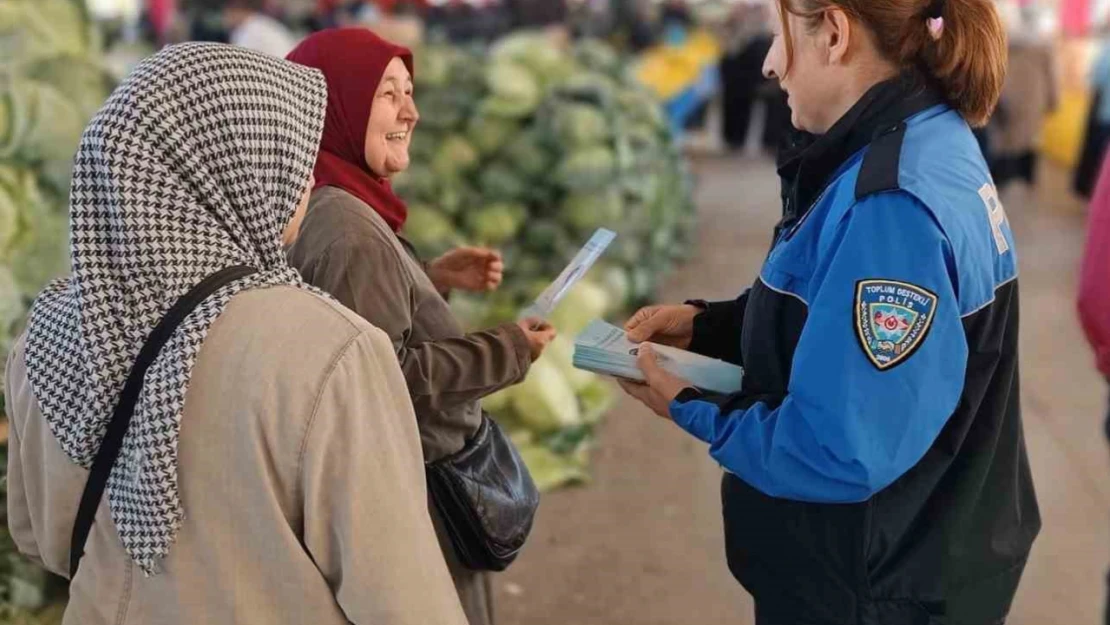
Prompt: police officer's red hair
<box><xmin>775</xmin><ymin>0</ymin><xmax>1007</xmax><ymax>127</ymax></box>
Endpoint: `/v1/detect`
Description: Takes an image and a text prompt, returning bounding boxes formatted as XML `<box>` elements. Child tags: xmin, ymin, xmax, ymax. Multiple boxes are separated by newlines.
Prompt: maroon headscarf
<box><xmin>287</xmin><ymin>28</ymin><xmax>414</xmax><ymax>232</ymax></box>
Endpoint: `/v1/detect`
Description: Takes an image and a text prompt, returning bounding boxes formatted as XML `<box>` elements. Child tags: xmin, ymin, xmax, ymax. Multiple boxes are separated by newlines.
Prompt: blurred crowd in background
<box><xmin>73</xmin><ymin>0</ymin><xmax>1110</xmax><ymax>203</ymax></box>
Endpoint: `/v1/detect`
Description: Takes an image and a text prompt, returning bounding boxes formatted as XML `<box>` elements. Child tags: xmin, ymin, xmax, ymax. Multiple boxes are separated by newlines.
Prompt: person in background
<box><xmin>223</xmin><ymin>0</ymin><xmax>299</xmax><ymax>57</ymax></box>
<box><xmin>660</xmin><ymin>0</ymin><xmax>694</xmax><ymax>33</ymax></box>
<box><xmin>312</xmin><ymin>0</ymin><xmax>361</xmax><ymax>28</ymax></box>
<box><xmin>657</xmin><ymin>1</ymin><xmax>712</xmax><ymax>134</ymax></box>
<box><xmin>719</xmin><ymin>1</ymin><xmax>774</xmax><ymax>152</ymax></box>
<box><xmin>618</xmin><ymin>0</ymin><xmax>1040</xmax><ymax>622</ymax></box>
<box><xmin>991</xmin><ymin>2</ymin><xmax>1057</xmax><ymax>189</ymax></box>
<box><xmin>568</xmin><ymin>0</ymin><xmax>613</xmax><ymax>40</ymax></box>
<box><xmin>5</xmin><ymin>43</ymin><xmax>467</xmax><ymax>625</ymax></box>
<box><xmin>611</xmin><ymin>0</ymin><xmax>655</xmax><ymax>50</ymax></box>
<box><xmin>1075</xmin><ymin>29</ymin><xmax>1110</xmax><ymax>198</ymax></box>
<box><xmin>285</xmin><ymin>29</ymin><xmax>555</xmax><ymax>625</ymax></box>
<box><xmin>759</xmin><ymin>80</ymin><xmax>792</xmax><ymax>155</ymax></box>
<box><xmin>186</xmin><ymin>4</ymin><xmax>231</xmax><ymax>44</ymax></box>
<box><xmin>424</xmin><ymin>0</ymin><xmax>510</xmax><ymax>43</ymax></box>
<box><xmin>1077</xmin><ymin>148</ymin><xmax>1110</xmax><ymax>625</ymax></box>
<box><xmin>504</xmin><ymin>0</ymin><xmax>568</xmax><ymax>30</ymax></box>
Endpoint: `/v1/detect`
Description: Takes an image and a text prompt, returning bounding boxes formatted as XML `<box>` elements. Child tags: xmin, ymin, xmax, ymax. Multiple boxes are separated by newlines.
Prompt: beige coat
<box><xmin>5</xmin><ymin>286</ymin><xmax>469</xmax><ymax>625</ymax></box>
<box><xmin>995</xmin><ymin>40</ymin><xmax>1059</xmax><ymax>155</ymax></box>
<box><xmin>287</xmin><ymin>186</ymin><xmax>534</xmax><ymax>625</ymax></box>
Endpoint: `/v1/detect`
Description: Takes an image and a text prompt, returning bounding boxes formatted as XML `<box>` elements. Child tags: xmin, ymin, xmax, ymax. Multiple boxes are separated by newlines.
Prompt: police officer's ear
<box><xmin>819</xmin><ymin>7</ymin><xmax>854</xmax><ymax>66</ymax></box>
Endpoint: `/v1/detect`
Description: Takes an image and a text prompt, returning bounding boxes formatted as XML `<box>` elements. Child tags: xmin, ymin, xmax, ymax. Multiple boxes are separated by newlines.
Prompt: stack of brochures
<box><xmin>572</xmin><ymin>320</ymin><xmax>744</xmax><ymax>394</ymax></box>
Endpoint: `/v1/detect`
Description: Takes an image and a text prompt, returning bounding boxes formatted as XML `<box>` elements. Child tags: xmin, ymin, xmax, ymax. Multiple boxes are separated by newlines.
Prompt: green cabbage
<box><xmin>0</xmin><ymin>0</ymin><xmax>88</xmax><ymax>65</ymax></box>
<box><xmin>491</xmin><ymin>32</ymin><xmax>575</xmax><ymax>86</ymax></box>
<box><xmin>511</xmin><ymin>358</ymin><xmax>581</xmax><ymax>432</ymax></box>
<box><xmin>478</xmin><ymin>163</ymin><xmax>528</xmax><ymax>203</ymax></box>
<box><xmin>597</xmin><ymin>264</ymin><xmax>631</xmax><ymax>309</ymax></box>
<box><xmin>551</xmin><ymin>103</ymin><xmax>610</xmax><ymax>148</ymax></box>
<box><xmin>480</xmin><ymin>385</ymin><xmax>515</xmax><ymax>414</ymax></box>
<box><xmin>466</xmin><ymin>114</ymin><xmax>518</xmax><ymax>156</ymax></box>
<box><xmin>478</xmin><ymin>94</ymin><xmax>539</xmax><ymax>120</ymax></box>
<box><xmin>501</xmin><ymin>131</ymin><xmax>550</xmax><ymax>179</ymax></box>
<box><xmin>552</xmin><ymin>72</ymin><xmax>618</xmax><ymax>108</ymax></box>
<box><xmin>521</xmin><ymin>219</ymin><xmax>569</xmax><ymax>255</ymax></box>
<box><xmin>507</xmin><ymin>427</ymin><xmax>536</xmax><ymax>448</ymax></box>
<box><xmin>0</xmin><ymin>264</ymin><xmax>23</xmax><ymax>386</ymax></box>
<box><xmin>562</xmin><ymin>190</ymin><xmax>624</xmax><ymax>233</ymax></box>
<box><xmin>449</xmin><ymin>292</ymin><xmax>491</xmax><ymax>331</ymax></box>
<box><xmin>556</xmin><ymin>147</ymin><xmax>616</xmax><ymax>190</ymax></box>
<box><xmin>0</xmin><ymin>265</ymin><xmax>23</xmax><ymax>333</ymax></box>
<box><xmin>464</xmin><ymin>202</ymin><xmax>524</xmax><ymax>245</ymax></box>
<box><xmin>481</xmin><ymin>291</ymin><xmax>520</xmax><ymax>326</ymax></box>
<box><xmin>407</xmin><ymin>130</ymin><xmax>438</xmax><ymax>163</ymax></box>
<box><xmin>414</xmin><ymin>46</ymin><xmax>453</xmax><ymax>89</ymax></box>
<box><xmin>431</xmin><ymin>135</ymin><xmax>479</xmax><ymax>178</ymax></box>
<box><xmin>549</xmin><ymin>280</ymin><xmax>610</xmax><ymax>336</ymax></box>
<box><xmin>391</xmin><ymin>164</ymin><xmax>439</xmax><ymax>204</ymax></box>
<box><xmin>7</xmin><ymin>202</ymin><xmax>68</xmax><ymax>295</ymax></box>
<box><xmin>0</xmin><ymin>82</ymin><xmax>32</xmax><ymax>160</ymax></box>
<box><xmin>618</xmin><ymin>88</ymin><xmax>668</xmax><ymax>131</ymax></box>
<box><xmin>436</xmin><ymin>178</ymin><xmax>478</xmax><ymax>217</ymax></box>
<box><xmin>0</xmin><ymin>178</ymin><xmax>20</xmax><ymax>258</ymax></box>
<box><xmin>415</xmin><ymin>90</ymin><xmax>468</xmax><ymax>132</ymax></box>
<box><xmin>35</xmin><ymin>156</ymin><xmax>74</xmax><ymax>197</ymax></box>
<box><xmin>19</xmin><ymin>81</ymin><xmax>85</xmax><ymax>164</ymax></box>
<box><xmin>483</xmin><ymin>62</ymin><xmax>541</xmax><ymax>117</ymax></box>
<box><xmin>545</xmin><ymin>335</ymin><xmax>597</xmax><ymax>391</ymax></box>
<box><xmin>25</xmin><ymin>56</ymin><xmax>110</xmax><ymax>116</ymax></box>
<box><xmin>403</xmin><ymin>204</ymin><xmax>459</xmax><ymax>257</ymax></box>
<box><xmin>574</xmin><ymin>39</ymin><xmax>621</xmax><ymax>77</ymax></box>
<box><xmin>517</xmin><ymin>443</ymin><xmax>589</xmax><ymax>492</ymax></box>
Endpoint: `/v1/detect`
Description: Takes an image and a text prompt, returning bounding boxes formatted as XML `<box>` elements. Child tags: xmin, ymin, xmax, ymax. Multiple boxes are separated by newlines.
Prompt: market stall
<box><xmin>0</xmin><ymin>3</ymin><xmax>699</xmax><ymax>619</ymax></box>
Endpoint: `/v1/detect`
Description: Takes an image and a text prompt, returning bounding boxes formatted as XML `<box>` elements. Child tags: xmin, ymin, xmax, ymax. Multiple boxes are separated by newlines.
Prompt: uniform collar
<box><xmin>775</xmin><ymin>74</ymin><xmax>945</xmax><ymax>236</ymax></box>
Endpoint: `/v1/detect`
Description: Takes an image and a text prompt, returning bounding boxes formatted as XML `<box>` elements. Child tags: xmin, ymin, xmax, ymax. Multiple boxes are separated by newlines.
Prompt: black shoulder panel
<box><xmin>855</xmin><ymin>122</ymin><xmax>907</xmax><ymax>200</ymax></box>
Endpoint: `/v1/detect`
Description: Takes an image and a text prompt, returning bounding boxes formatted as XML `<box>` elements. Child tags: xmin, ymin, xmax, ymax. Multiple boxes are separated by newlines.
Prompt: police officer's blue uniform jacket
<box><xmin>670</xmin><ymin>77</ymin><xmax>1040</xmax><ymax>624</ymax></box>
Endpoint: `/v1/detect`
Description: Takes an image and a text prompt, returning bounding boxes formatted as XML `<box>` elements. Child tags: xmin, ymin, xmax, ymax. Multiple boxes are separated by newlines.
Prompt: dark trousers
<box><xmin>993</xmin><ymin>151</ymin><xmax>1038</xmax><ymax>187</ymax></box>
<box><xmin>1075</xmin><ymin>92</ymin><xmax>1110</xmax><ymax>199</ymax></box>
<box><xmin>719</xmin><ymin>36</ymin><xmax>773</xmax><ymax>149</ymax></box>
<box><xmin>756</xmin><ymin>607</ymin><xmax>1006</xmax><ymax>625</ymax></box>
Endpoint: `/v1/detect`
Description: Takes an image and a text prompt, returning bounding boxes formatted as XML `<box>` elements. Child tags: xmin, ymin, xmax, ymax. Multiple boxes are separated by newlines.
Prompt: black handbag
<box><xmin>425</xmin><ymin>413</ymin><xmax>540</xmax><ymax>571</ymax></box>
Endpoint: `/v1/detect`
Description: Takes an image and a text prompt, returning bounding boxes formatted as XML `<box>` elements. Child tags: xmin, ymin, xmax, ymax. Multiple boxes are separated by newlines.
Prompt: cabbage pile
<box><xmin>0</xmin><ymin>0</ymin><xmax>112</xmax><ymax>380</ymax></box>
<box><xmin>0</xmin><ymin>0</ymin><xmax>113</xmax><ymax>620</ymax></box>
<box><xmin>396</xmin><ymin>34</ymin><xmax>696</xmax><ymax>491</ymax></box>
<box><xmin>398</xmin><ymin>34</ymin><xmax>696</xmax><ymax>310</ymax></box>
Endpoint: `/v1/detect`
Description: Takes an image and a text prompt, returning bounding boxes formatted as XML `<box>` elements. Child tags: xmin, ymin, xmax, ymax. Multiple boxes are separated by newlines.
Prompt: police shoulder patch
<box><xmin>854</xmin><ymin>279</ymin><xmax>939</xmax><ymax>371</ymax></box>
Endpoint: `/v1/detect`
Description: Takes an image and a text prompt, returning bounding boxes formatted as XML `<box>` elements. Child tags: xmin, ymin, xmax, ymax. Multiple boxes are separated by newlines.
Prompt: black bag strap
<box><xmin>69</xmin><ymin>265</ymin><xmax>257</xmax><ymax>578</ymax></box>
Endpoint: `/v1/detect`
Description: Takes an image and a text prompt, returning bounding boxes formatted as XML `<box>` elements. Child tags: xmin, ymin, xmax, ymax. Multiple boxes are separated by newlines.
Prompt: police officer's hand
<box><xmin>624</xmin><ymin>304</ymin><xmax>700</xmax><ymax>348</ymax></box>
<box><xmin>617</xmin><ymin>345</ymin><xmax>693</xmax><ymax>420</ymax></box>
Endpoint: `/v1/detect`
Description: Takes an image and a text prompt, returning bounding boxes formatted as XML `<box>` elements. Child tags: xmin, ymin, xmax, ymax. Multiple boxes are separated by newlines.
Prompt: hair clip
<box><xmin>927</xmin><ymin>16</ymin><xmax>945</xmax><ymax>39</ymax></box>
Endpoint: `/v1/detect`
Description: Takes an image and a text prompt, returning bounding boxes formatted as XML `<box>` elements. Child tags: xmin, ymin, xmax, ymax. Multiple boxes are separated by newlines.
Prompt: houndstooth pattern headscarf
<box><xmin>23</xmin><ymin>43</ymin><xmax>327</xmax><ymax>575</ymax></box>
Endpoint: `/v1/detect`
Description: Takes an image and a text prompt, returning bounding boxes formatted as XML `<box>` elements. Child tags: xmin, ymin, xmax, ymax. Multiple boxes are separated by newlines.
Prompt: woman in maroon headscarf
<box><xmin>285</xmin><ymin>28</ymin><xmax>554</xmax><ymax>625</ymax></box>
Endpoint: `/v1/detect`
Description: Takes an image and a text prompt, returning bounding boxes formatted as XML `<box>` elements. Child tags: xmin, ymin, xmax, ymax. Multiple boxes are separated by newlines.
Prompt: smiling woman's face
<box><xmin>364</xmin><ymin>57</ymin><xmax>418</xmax><ymax>178</ymax></box>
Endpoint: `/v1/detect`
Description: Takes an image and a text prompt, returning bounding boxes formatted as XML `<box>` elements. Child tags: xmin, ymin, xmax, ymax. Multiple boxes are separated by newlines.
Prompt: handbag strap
<box><xmin>69</xmin><ymin>265</ymin><xmax>257</xmax><ymax>578</ymax></box>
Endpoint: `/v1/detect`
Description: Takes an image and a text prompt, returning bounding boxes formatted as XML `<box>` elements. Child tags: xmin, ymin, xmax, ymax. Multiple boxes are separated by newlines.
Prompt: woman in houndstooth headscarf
<box><xmin>5</xmin><ymin>42</ymin><xmax>468</xmax><ymax>625</ymax></box>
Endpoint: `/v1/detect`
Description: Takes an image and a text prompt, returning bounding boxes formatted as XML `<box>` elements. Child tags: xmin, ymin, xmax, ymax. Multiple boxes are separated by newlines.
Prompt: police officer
<box><xmin>619</xmin><ymin>0</ymin><xmax>1040</xmax><ymax>623</ymax></box>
